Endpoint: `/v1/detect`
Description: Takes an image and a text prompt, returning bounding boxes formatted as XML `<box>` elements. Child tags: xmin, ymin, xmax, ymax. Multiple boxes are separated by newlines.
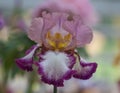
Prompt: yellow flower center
<box><xmin>46</xmin><ymin>31</ymin><xmax>72</xmax><ymax>50</ymax></box>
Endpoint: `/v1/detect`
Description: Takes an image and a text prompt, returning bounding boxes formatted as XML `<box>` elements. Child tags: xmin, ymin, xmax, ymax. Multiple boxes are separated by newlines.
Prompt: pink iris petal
<box><xmin>41</xmin><ymin>12</ymin><xmax>56</xmax><ymax>43</ymax></box>
<box><xmin>64</xmin><ymin>16</ymin><xmax>93</xmax><ymax>47</ymax></box>
<box><xmin>16</xmin><ymin>45</ymin><xmax>39</xmax><ymax>71</ymax></box>
<box><xmin>38</xmin><ymin>51</ymin><xmax>76</xmax><ymax>87</ymax></box>
<box><xmin>73</xmin><ymin>58</ymin><xmax>97</xmax><ymax>80</ymax></box>
<box><xmin>28</xmin><ymin>18</ymin><xmax>43</xmax><ymax>44</ymax></box>
<box><xmin>28</xmin><ymin>12</ymin><xmax>56</xmax><ymax>45</ymax></box>
<box><xmin>76</xmin><ymin>23</ymin><xmax>93</xmax><ymax>47</ymax></box>
<box><xmin>16</xmin><ymin>57</ymin><xmax>33</xmax><ymax>71</ymax></box>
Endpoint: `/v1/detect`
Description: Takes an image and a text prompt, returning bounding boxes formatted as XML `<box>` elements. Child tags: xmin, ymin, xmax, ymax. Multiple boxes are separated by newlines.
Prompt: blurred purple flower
<box><xmin>16</xmin><ymin>0</ymin><xmax>97</xmax><ymax>87</ymax></box>
<box><xmin>16</xmin><ymin>19</ymin><xmax>27</xmax><ymax>31</ymax></box>
<box><xmin>0</xmin><ymin>15</ymin><xmax>5</xmax><ymax>30</ymax></box>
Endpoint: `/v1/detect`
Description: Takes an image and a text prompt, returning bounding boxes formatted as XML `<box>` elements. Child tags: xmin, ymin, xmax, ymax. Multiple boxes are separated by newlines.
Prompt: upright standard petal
<box><xmin>63</xmin><ymin>16</ymin><xmax>93</xmax><ymax>47</ymax></box>
<box><xmin>29</xmin><ymin>12</ymin><xmax>56</xmax><ymax>45</ymax></box>
<box><xmin>16</xmin><ymin>45</ymin><xmax>39</xmax><ymax>71</ymax></box>
<box><xmin>27</xmin><ymin>18</ymin><xmax>43</xmax><ymax>44</ymax></box>
<box><xmin>38</xmin><ymin>51</ymin><xmax>75</xmax><ymax>86</ymax></box>
<box><xmin>73</xmin><ymin>58</ymin><xmax>97</xmax><ymax>80</ymax></box>
<box><xmin>76</xmin><ymin>23</ymin><xmax>93</xmax><ymax>47</ymax></box>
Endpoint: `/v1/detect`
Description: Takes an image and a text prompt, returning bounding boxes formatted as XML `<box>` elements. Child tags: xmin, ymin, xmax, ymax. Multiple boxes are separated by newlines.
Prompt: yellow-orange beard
<box><xmin>46</xmin><ymin>31</ymin><xmax>72</xmax><ymax>51</ymax></box>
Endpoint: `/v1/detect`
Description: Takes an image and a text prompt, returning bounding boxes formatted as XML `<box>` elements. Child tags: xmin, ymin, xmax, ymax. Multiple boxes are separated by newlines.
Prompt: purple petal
<box><xmin>16</xmin><ymin>45</ymin><xmax>39</xmax><ymax>71</ymax></box>
<box><xmin>73</xmin><ymin>58</ymin><xmax>97</xmax><ymax>80</ymax></box>
<box><xmin>37</xmin><ymin>51</ymin><xmax>75</xmax><ymax>87</ymax></box>
<box><xmin>67</xmin><ymin>54</ymin><xmax>76</xmax><ymax>69</ymax></box>
<box><xmin>38</xmin><ymin>65</ymin><xmax>75</xmax><ymax>87</ymax></box>
<box><xmin>16</xmin><ymin>58</ymin><xmax>33</xmax><ymax>71</ymax></box>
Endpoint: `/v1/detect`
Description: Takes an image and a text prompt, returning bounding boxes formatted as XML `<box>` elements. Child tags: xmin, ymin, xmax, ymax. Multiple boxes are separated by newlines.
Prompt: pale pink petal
<box><xmin>27</xmin><ymin>18</ymin><xmax>43</xmax><ymax>44</ymax></box>
<box><xmin>63</xmin><ymin>16</ymin><xmax>79</xmax><ymax>36</ymax></box>
<box><xmin>63</xmin><ymin>16</ymin><xmax>93</xmax><ymax>47</ymax></box>
<box><xmin>76</xmin><ymin>23</ymin><xmax>93</xmax><ymax>47</ymax></box>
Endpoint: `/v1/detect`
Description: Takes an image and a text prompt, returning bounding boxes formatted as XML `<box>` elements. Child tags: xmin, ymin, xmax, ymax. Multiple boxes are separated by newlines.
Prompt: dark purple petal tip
<box><xmin>38</xmin><ymin>65</ymin><xmax>75</xmax><ymax>87</ymax></box>
<box><xmin>38</xmin><ymin>66</ymin><xmax>63</xmax><ymax>87</ymax></box>
<box><xmin>16</xmin><ymin>58</ymin><xmax>33</xmax><ymax>71</ymax></box>
<box><xmin>73</xmin><ymin>62</ymin><xmax>97</xmax><ymax>80</ymax></box>
<box><xmin>16</xmin><ymin>44</ymin><xmax>40</xmax><ymax>71</ymax></box>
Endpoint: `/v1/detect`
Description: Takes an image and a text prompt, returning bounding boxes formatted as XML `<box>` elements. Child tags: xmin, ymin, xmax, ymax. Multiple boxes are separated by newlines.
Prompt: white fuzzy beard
<box><xmin>40</xmin><ymin>51</ymin><xmax>70</xmax><ymax>80</ymax></box>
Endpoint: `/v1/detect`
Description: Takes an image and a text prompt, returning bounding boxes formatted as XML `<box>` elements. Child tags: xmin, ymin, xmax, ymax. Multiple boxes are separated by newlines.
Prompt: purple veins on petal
<box><xmin>73</xmin><ymin>58</ymin><xmax>97</xmax><ymax>80</ymax></box>
<box><xmin>67</xmin><ymin>54</ymin><xmax>76</xmax><ymax>69</ymax></box>
<box><xmin>16</xmin><ymin>45</ymin><xmax>39</xmax><ymax>71</ymax></box>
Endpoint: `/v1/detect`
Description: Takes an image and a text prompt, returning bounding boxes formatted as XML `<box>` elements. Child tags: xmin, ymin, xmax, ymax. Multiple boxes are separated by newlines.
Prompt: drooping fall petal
<box><xmin>28</xmin><ymin>18</ymin><xmax>44</xmax><ymax>44</ymax></box>
<box><xmin>38</xmin><ymin>51</ymin><xmax>75</xmax><ymax>86</ymax></box>
<box><xmin>16</xmin><ymin>45</ymin><xmax>39</xmax><ymax>71</ymax></box>
<box><xmin>73</xmin><ymin>58</ymin><xmax>97</xmax><ymax>80</ymax></box>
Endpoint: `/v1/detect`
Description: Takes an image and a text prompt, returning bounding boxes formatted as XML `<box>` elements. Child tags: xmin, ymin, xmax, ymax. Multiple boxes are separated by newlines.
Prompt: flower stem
<box><xmin>53</xmin><ymin>86</ymin><xmax>57</xmax><ymax>93</ymax></box>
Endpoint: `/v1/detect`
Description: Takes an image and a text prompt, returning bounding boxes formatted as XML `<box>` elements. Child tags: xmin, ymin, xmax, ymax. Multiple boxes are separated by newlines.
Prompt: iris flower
<box><xmin>16</xmin><ymin>0</ymin><xmax>97</xmax><ymax>87</ymax></box>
